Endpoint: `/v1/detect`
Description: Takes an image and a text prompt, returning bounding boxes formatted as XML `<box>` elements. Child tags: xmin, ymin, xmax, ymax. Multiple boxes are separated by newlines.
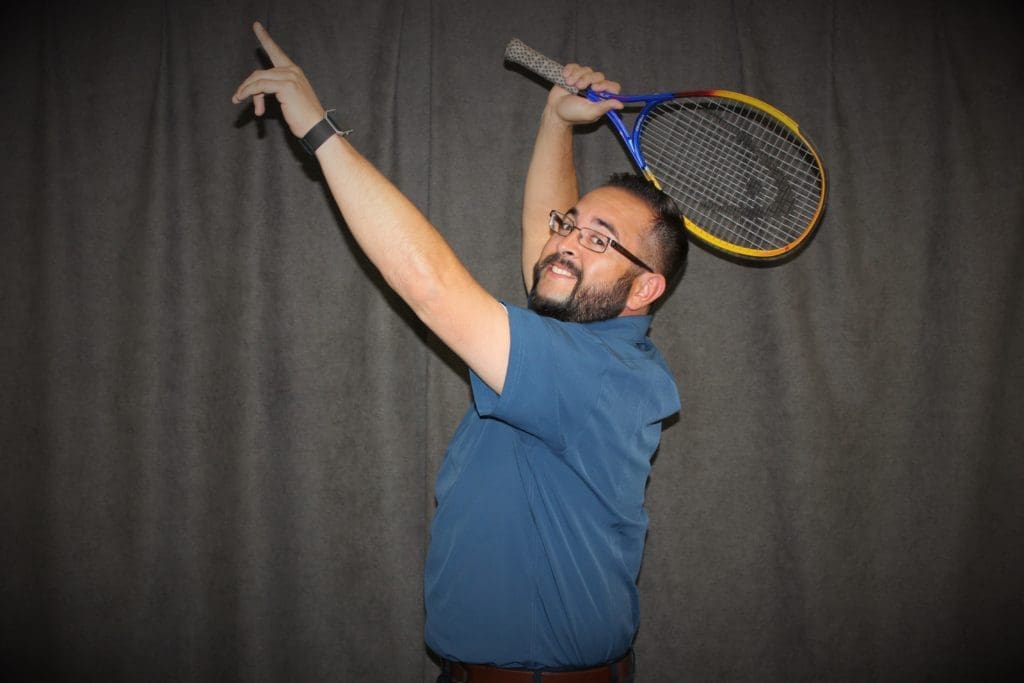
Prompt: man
<box><xmin>233</xmin><ymin>21</ymin><xmax>687</xmax><ymax>682</ymax></box>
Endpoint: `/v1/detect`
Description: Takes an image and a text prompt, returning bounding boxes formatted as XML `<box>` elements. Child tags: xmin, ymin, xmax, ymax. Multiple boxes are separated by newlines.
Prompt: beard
<box><xmin>527</xmin><ymin>254</ymin><xmax>637</xmax><ymax>323</ymax></box>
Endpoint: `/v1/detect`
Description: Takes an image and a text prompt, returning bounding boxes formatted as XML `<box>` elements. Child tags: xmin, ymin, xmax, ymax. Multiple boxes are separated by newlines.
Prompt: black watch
<box><xmin>300</xmin><ymin>112</ymin><xmax>352</xmax><ymax>156</ymax></box>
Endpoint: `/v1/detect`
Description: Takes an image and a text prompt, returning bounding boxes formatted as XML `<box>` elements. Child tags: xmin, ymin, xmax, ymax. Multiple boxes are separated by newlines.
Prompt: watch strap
<box><xmin>300</xmin><ymin>112</ymin><xmax>352</xmax><ymax>156</ymax></box>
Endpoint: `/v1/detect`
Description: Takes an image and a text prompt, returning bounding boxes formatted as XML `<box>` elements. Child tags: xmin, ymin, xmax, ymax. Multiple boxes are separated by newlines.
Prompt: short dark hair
<box><xmin>604</xmin><ymin>173</ymin><xmax>689</xmax><ymax>291</ymax></box>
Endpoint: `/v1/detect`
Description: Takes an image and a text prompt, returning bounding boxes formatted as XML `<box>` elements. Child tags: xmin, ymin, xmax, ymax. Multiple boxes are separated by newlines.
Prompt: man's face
<box><xmin>527</xmin><ymin>187</ymin><xmax>652</xmax><ymax>323</ymax></box>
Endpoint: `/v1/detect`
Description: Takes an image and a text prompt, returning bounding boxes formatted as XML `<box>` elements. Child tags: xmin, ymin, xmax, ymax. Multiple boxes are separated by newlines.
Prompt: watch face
<box><xmin>323</xmin><ymin>111</ymin><xmax>352</xmax><ymax>137</ymax></box>
<box><xmin>301</xmin><ymin>115</ymin><xmax>353</xmax><ymax>155</ymax></box>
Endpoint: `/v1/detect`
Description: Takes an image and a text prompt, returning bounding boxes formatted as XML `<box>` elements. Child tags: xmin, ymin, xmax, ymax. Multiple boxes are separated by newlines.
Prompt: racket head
<box><xmin>635</xmin><ymin>90</ymin><xmax>827</xmax><ymax>261</ymax></box>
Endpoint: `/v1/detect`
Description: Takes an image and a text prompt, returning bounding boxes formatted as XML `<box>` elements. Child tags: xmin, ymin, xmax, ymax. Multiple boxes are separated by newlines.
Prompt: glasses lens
<box><xmin>579</xmin><ymin>228</ymin><xmax>609</xmax><ymax>252</ymax></box>
<box><xmin>549</xmin><ymin>211</ymin><xmax>572</xmax><ymax>236</ymax></box>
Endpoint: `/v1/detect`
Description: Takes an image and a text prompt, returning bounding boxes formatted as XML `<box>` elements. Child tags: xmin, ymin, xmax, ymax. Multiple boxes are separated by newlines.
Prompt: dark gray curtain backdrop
<box><xmin>2</xmin><ymin>0</ymin><xmax>1021</xmax><ymax>681</ymax></box>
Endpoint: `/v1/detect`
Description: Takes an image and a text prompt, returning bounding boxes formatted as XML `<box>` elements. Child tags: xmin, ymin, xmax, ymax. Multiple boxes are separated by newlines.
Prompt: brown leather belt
<box><xmin>442</xmin><ymin>651</ymin><xmax>633</xmax><ymax>682</ymax></box>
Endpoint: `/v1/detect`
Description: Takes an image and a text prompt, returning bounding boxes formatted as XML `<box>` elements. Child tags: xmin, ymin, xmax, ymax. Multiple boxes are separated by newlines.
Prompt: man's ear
<box><xmin>624</xmin><ymin>272</ymin><xmax>667</xmax><ymax>312</ymax></box>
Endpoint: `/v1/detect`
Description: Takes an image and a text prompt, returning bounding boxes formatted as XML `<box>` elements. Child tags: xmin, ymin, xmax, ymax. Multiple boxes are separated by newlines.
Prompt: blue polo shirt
<box><xmin>424</xmin><ymin>304</ymin><xmax>680</xmax><ymax>669</ymax></box>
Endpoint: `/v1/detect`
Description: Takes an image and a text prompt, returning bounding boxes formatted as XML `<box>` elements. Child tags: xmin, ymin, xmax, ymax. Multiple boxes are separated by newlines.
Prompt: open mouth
<box><xmin>540</xmin><ymin>254</ymin><xmax>581</xmax><ymax>281</ymax></box>
<box><xmin>549</xmin><ymin>263</ymin><xmax>577</xmax><ymax>279</ymax></box>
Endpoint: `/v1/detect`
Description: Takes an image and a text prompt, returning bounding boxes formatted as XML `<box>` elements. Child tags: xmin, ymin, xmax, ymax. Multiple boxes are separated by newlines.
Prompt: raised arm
<box><xmin>520</xmin><ymin>65</ymin><xmax>624</xmax><ymax>291</ymax></box>
<box><xmin>233</xmin><ymin>23</ymin><xmax>510</xmax><ymax>393</ymax></box>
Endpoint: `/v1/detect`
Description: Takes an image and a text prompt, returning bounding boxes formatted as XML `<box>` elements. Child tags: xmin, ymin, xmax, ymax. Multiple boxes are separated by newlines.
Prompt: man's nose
<box><xmin>554</xmin><ymin>230</ymin><xmax>579</xmax><ymax>257</ymax></box>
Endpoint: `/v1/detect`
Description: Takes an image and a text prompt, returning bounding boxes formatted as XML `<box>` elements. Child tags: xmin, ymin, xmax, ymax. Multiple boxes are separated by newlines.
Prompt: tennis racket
<box><xmin>505</xmin><ymin>38</ymin><xmax>827</xmax><ymax>261</ymax></box>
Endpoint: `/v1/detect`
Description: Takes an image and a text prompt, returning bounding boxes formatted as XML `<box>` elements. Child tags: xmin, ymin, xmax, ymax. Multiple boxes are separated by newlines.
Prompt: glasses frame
<box><xmin>548</xmin><ymin>210</ymin><xmax>655</xmax><ymax>273</ymax></box>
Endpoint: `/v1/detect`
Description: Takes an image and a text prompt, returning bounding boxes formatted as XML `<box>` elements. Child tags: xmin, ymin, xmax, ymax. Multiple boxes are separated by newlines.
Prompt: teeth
<box><xmin>551</xmin><ymin>265</ymin><xmax>575</xmax><ymax>277</ymax></box>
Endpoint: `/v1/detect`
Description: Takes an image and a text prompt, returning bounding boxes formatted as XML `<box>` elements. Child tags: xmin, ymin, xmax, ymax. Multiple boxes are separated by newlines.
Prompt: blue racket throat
<box><xmin>584</xmin><ymin>88</ymin><xmax>676</xmax><ymax>190</ymax></box>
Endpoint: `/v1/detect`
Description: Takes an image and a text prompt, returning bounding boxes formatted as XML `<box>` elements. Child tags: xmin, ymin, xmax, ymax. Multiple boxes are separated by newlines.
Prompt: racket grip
<box><xmin>504</xmin><ymin>38</ymin><xmax>578</xmax><ymax>94</ymax></box>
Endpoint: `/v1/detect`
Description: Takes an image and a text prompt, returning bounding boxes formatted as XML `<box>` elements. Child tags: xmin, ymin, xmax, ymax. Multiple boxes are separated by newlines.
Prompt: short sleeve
<box><xmin>469</xmin><ymin>306</ymin><xmax>587</xmax><ymax>448</ymax></box>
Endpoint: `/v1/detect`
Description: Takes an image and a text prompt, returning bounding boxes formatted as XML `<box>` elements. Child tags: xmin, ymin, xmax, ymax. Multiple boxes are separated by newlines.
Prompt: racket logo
<box><xmin>705</xmin><ymin>124</ymin><xmax>795</xmax><ymax>222</ymax></box>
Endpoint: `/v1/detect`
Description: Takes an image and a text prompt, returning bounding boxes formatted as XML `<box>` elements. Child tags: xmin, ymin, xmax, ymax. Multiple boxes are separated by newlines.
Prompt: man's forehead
<box><xmin>569</xmin><ymin>187</ymin><xmax>651</xmax><ymax>238</ymax></box>
<box><xmin>565</xmin><ymin>205</ymin><xmax>620</xmax><ymax>238</ymax></box>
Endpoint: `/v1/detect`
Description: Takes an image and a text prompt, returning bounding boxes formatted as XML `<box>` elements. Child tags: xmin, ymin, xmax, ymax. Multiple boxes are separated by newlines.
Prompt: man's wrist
<box><xmin>542</xmin><ymin>103</ymin><xmax>579</xmax><ymax>128</ymax></box>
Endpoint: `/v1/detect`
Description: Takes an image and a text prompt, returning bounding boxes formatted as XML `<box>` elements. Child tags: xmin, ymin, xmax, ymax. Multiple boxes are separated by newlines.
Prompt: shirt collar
<box><xmin>580</xmin><ymin>313</ymin><xmax>653</xmax><ymax>343</ymax></box>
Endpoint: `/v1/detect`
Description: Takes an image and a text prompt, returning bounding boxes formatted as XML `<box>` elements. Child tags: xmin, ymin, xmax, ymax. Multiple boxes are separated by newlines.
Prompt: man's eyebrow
<box><xmin>566</xmin><ymin>207</ymin><xmax>621</xmax><ymax>239</ymax></box>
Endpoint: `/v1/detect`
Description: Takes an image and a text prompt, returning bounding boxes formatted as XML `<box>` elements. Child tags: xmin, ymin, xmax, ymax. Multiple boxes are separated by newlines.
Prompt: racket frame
<box><xmin>506</xmin><ymin>38</ymin><xmax>827</xmax><ymax>261</ymax></box>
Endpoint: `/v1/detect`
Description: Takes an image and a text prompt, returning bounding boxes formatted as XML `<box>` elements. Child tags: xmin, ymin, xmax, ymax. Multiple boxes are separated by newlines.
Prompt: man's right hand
<box><xmin>545</xmin><ymin>64</ymin><xmax>624</xmax><ymax>126</ymax></box>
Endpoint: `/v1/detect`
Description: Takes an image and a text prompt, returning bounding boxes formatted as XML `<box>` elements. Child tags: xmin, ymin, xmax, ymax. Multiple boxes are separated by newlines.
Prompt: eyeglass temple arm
<box><xmin>610</xmin><ymin>242</ymin><xmax>655</xmax><ymax>273</ymax></box>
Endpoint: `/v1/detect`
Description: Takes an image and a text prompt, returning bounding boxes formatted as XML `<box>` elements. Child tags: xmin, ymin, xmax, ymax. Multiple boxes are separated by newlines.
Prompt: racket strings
<box><xmin>646</xmin><ymin>108</ymin><xmax>820</xmax><ymax>248</ymax></box>
<box><xmin>645</xmin><ymin>104</ymin><xmax>817</xmax><ymax>246</ymax></box>
<box><xmin>640</xmin><ymin>97</ymin><xmax>823</xmax><ymax>251</ymax></box>
<box><xmin>647</xmin><ymin>110</ymin><xmax>816</xmax><ymax>247</ymax></box>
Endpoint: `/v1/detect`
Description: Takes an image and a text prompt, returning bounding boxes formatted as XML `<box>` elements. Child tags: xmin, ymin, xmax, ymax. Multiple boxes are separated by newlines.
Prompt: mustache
<box><xmin>536</xmin><ymin>253</ymin><xmax>582</xmax><ymax>279</ymax></box>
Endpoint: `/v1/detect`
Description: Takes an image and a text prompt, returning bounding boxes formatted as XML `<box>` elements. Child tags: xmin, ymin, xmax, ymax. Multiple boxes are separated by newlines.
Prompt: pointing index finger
<box><xmin>253</xmin><ymin>21</ymin><xmax>294</xmax><ymax>67</ymax></box>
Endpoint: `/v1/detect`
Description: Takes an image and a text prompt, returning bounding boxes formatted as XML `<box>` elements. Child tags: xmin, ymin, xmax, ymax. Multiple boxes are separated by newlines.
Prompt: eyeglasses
<box><xmin>548</xmin><ymin>210</ymin><xmax>655</xmax><ymax>273</ymax></box>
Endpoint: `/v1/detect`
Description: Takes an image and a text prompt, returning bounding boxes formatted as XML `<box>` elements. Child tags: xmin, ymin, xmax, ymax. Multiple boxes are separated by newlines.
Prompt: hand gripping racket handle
<box><xmin>504</xmin><ymin>38</ymin><xmax>580</xmax><ymax>95</ymax></box>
